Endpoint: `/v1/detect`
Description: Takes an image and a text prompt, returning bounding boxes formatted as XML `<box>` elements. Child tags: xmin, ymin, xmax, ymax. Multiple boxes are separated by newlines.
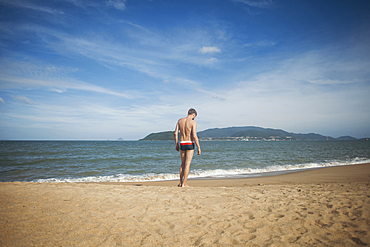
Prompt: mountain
<box><xmin>231</xmin><ymin>130</ymin><xmax>281</xmax><ymax>139</ymax></box>
<box><xmin>198</xmin><ymin>126</ymin><xmax>269</xmax><ymax>138</ymax></box>
<box><xmin>198</xmin><ymin>127</ymin><xmax>334</xmax><ymax>140</ymax></box>
<box><xmin>140</xmin><ymin>131</ymin><xmax>174</xmax><ymax>141</ymax></box>
<box><xmin>140</xmin><ymin>126</ymin><xmax>357</xmax><ymax>141</ymax></box>
<box><xmin>293</xmin><ymin>133</ymin><xmax>334</xmax><ymax>141</ymax></box>
<box><xmin>336</xmin><ymin>136</ymin><xmax>358</xmax><ymax>141</ymax></box>
<box><xmin>197</xmin><ymin>126</ymin><xmax>308</xmax><ymax>138</ymax></box>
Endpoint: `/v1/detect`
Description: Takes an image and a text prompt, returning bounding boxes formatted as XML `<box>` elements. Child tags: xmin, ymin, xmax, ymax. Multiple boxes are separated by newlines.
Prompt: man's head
<box><xmin>188</xmin><ymin>108</ymin><xmax>197</xmax><ymax>119</ymax></box>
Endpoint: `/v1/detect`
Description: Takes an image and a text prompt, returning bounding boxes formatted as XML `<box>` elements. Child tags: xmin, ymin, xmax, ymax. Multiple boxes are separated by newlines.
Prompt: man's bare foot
<box><xmin>181</xmin><ymin>184</ymin><xmax>189</xmax><ymax>187</ymax></box>
<box><xmin>178</xmin><ymin>183</ymin><xmax>182</xmax><ymax>187</ymax></box>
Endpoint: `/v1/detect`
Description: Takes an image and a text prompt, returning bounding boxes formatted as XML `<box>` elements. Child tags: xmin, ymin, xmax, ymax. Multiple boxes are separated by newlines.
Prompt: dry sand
<box><xmin>1</xmin><ymin>164</ymin><xmax>370</xmax><ymax>246</ymax></box>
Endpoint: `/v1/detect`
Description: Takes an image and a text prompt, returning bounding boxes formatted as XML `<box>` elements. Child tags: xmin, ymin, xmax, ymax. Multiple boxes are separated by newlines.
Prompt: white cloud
<box><xmin>122</xmin><ymin>21</ymin><xmax>155</xmax><ymax>35</ymax></box>
<box><xmin>0</xmin><ymin>97</ymin><xmax>4</xmax><ymax>104</ymax></box>
<box><xmin>61</xmin><ymin>0</ymin><xmax>99</xmax><ymax>8</ymax></box>
<box><xmin>0</xmin><ymin>0</ymin><xmax>64</xmax><ymax>14</ymax></box>
<box><xmin>243</xmin><ymin>40</ymin><xmax>276</xmax><ymax>47</ymax></box>
<box><xmin>11</xmin><ymin>95</ymin><xmax>37</xmax><ymax>105</ymax></box>
<box><xmin>34</xmin><ymin>26</ymin><xmax>209</xmax><ymax>90</ymax></box>
<box><xmin>191</xmin><ymin>49</ymin><xmax>370</xmax><ymax>138</ymax></box>
<box><xmin>205</xmin><ymin>57</ymin><xmax>218</xmax><ymax>67</ymax></box>
<box><xmin>2</xmin><ymin>100</ymin><xmax>184</xmax><ymax>140</ymax></box>
<box><xmin>199</xmin><ymin>46</ymin><xmax>221</xmax><ymax>54</ymax></box>
<box><xmin>231</xmin><ymin>0</ymin><xmax>274</xmax><ymax>8</ymax></box>
<box><xmin>1</xmin><ymin>76</ymin><xmax>135</xmax><ymax>99</ymax></box>
<box><xmin>3</xmin><ymin>24</ymin><xmax>227</xmax><ymax>95</ymax></box>
<box><xmin>105</xmin><ymin>0</ymin><xmax>126</xmax><ymax>11</ymax></box>
<box><xmin>0</xmin><ymin>57</ymin><xmax>138</xmax><ymax>99</ymax></box>
<box><xmin>48</xmin><ymin>88</ymin><xmax>67</xmax><ymax>93</ymax></box>
<box><xmin>207</xmin><ymin>57</ymin><xmax>217</xmax><ymax>62</ymax></box>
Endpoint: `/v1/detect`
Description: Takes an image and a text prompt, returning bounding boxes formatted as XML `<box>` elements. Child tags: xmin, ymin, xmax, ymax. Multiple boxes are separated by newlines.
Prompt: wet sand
<box><xmin>1</xmin><ymin>163</ymin><xmax>370</xmax><ymax>246</ymax></box>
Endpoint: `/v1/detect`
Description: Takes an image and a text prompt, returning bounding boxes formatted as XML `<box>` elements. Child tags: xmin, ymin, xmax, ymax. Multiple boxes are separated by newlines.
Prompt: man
<box><xmin>174</xmin><ymin>108</ymin><xmax>201</xmax><ymax>187</ymax></box>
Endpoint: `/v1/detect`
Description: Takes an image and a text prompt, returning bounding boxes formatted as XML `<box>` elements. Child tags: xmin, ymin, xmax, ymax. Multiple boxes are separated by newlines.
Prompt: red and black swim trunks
<box><xmin>180</xmin><ymin>141</ymin><xmax>195</xmax><ymax>151</ymax></box>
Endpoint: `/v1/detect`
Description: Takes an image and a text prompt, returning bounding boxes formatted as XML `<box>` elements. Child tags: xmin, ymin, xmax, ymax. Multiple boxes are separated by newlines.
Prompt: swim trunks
<box><xmin>180</xmin><ymin>141</ymin><xmax>195</xmax><ymax>151</ymax></box>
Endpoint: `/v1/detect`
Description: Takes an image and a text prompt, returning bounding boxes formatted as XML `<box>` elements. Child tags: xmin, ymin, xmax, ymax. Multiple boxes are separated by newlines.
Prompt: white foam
<box><xmin>35</xmin><ymin>173</ymin><xmax>180</xmax><ymax>183</ymax></box>
<box><xmin>190</xmin><ymin>157</ymin><xmax>370</xmax><ymax>179</ymax></box>
<box><xmin>34</xmin><ymin>157</ymin><xmax>370</xmax><ymax>183</ymax></box>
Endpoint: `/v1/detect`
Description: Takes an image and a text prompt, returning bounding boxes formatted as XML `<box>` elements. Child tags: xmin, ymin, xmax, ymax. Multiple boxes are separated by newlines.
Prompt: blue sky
<box><xmin>0</xmin><ymin>0</ymin><xmax>369</xmax><ymax>140</ymax></box>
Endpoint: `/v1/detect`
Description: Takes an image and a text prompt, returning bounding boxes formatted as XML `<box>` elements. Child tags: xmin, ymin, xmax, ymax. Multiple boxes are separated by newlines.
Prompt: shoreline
<box><xmin>1</xmin><ymin>163</ymin><xmax>370</xmax><ymax>246</ymax></box>
<box><xmin>3</xmin><ymin>161</ymin><xmax>370</xmax><ymax>184</ymax></box>
<box><xmin>135</xmin><ymin>162</ymin><xmax>370</xmax><ymax>187</ymax></box>
<box><xmin>24</xmin><ymin>162</ymin><xmax>367</xmax><ymax>186</ymax></box>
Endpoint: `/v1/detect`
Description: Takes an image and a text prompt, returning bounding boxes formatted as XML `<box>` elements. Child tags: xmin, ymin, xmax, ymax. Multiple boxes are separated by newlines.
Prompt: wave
<box><xmin>34</xmin><ymin>157</ymin><xmax>370</xmax><ymax>183</ymax></box>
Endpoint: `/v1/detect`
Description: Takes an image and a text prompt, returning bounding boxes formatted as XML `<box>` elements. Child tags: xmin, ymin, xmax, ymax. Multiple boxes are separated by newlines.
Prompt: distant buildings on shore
<box><xmin>200</xmin><ymin>136</ymin><xmax>295</xmax><ymax>141</ymax></box>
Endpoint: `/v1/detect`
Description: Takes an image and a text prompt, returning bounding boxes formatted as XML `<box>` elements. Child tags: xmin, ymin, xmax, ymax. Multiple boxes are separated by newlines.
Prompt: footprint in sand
<box><xmin>249</xmin><ymin>213</ymin><xmax>255</xmax><ymax>220</ymax></box>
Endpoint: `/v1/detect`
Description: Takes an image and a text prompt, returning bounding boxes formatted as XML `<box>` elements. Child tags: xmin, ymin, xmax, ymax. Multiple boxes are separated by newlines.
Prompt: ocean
<box><xmin>0</xmin><ymin>140</ymin><xmax>369</xmax><ymax>183</ymax></box>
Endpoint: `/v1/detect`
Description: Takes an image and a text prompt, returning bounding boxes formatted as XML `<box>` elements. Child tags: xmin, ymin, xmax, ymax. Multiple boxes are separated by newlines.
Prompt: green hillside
<box><xmin>139</xmin><ymin>131</ymin><xmax>174</xmax><ymax>141</ymax></box>
<box><xmin>231</xmin><ymin>130</ymin><xmax>280</xmax><ymax>139</ymax></box>
<box><xmin>198</xmin><ymin>126</ymin><xmax>291</xmax><ymax>138</ymax></box>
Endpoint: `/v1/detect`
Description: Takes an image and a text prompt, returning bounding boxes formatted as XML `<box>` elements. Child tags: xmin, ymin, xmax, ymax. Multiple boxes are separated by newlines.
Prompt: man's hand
<box><xmin>175</xmin><ymin>143</ymin><xmax>179</xmax><ymax>152</ymax></box>
<box><xmin>197</xmin><ymin>148</ymin><xmax>201</xmax><ymax>155</ymax></box>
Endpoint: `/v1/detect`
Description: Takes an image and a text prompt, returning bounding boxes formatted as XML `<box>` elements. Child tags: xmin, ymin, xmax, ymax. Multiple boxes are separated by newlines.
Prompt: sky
<box><xmin>0</xmin><ymin>0</ymin><xmax>369</xmax><ymax>140</ymax></box>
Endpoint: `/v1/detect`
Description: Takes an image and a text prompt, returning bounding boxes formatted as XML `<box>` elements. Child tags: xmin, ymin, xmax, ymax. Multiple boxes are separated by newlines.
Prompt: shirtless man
<box><xmin>174</xmin><ymin>108</ymin><xmax>201</xmax><ymax>187</ymax></box>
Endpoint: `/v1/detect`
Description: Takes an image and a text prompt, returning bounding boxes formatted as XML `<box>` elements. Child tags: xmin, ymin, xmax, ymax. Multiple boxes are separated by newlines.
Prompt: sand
<box><xmin>1</xmin><ymin>164</ymin><xmax>370</xmax><ymax>246</ymax></box>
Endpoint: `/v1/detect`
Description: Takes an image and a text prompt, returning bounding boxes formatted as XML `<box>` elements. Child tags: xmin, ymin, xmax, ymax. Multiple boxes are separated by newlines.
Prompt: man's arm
<box><xmin>174</xmin><ymin>121</ymin><xmax>179</xmax><ymax>151</ymax></box>
<box><xmin>192</xmin><ymin>121</ymin><xmax>201</xmax><ymax>155</ymax></box>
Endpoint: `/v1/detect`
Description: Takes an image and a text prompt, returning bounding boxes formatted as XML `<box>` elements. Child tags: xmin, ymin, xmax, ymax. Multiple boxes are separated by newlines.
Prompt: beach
<box><xmin>1</xmin><ymin>163</ymin><xmax>370</xmax><ymax>246</ymax></box>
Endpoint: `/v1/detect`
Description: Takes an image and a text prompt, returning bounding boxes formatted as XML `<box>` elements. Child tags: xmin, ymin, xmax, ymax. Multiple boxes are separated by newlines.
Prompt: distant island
<box><xmin>139</xmin><ymin>126</ymin><xmax>358</xmax><ymax>141</ymax></box>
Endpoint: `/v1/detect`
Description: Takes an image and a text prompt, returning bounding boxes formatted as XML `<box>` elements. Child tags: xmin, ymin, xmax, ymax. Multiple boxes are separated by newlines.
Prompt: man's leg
<box><xmin>179</xmin><ymin>151</ymin><xmax>186</xmax><ymax>186</ymax></box>
<box><xmin>181</xmin><ymin>150</ymin><xmax>194</xmax><ymax>187</ymax></box>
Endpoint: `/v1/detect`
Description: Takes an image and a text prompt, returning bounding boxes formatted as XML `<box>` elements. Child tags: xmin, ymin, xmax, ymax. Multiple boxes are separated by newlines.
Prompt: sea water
<box><xmin>0</xmin><ymin>140</ymin><xmax>369</xmax><ymax>182</ymax></box>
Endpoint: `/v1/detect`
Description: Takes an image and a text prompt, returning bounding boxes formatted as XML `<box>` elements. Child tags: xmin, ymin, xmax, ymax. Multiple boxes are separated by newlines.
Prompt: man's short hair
<box><xmin>188</xmin><ymin>108</ymin><xmax>197</xmax><ymax>116</ymax></box>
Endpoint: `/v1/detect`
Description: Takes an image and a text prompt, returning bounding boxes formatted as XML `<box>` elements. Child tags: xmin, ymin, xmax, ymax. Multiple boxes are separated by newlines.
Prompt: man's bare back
<box><xmin>177</xmin><ymin>117</ymin><xmax>196</xmax><ymax>142</ymax></box>
<box><xmin>174</xmin><ymin>108</ymin><xmax>201</xmax><ymax>187</ymax></box>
